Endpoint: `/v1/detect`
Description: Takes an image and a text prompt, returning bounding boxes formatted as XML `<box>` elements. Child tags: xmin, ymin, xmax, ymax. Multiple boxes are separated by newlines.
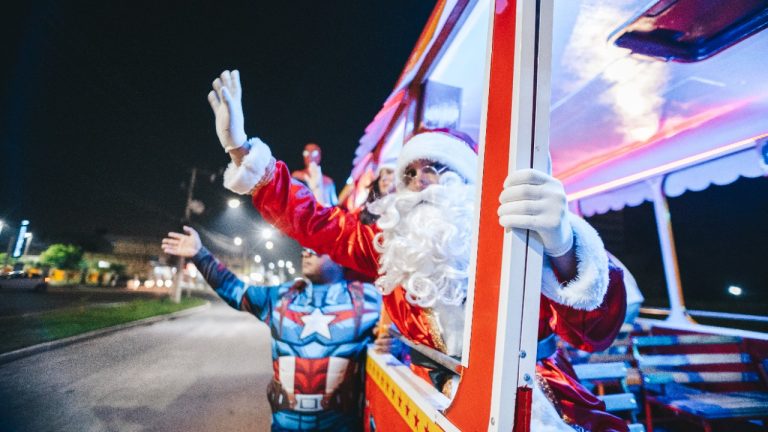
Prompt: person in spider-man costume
<box><xmin>162</xmin><ymin>227</ymin><xmax>380</xmax><ymax>431</ymax></box>
<box><xmin>291</xmin><ymin>142</ymin><xmax>338</xmax><ymax>207</ymax></box>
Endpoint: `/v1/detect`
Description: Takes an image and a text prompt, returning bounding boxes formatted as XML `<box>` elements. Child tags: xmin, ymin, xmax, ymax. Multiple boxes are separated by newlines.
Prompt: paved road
<box><xmin>0</xmin><ymin>301</ymin><xmax>273</xmax><ymax>432</ymax></box>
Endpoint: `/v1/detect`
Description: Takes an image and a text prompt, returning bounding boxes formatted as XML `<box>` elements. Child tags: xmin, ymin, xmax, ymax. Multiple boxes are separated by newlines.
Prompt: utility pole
<box><xmin>172</xmin><ymin>168</ymin><xmax>197</xmax><ymax>303</ymax></box>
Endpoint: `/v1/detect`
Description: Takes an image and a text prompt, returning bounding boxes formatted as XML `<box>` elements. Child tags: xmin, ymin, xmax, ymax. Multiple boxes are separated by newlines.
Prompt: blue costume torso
<box><xmin>192</xmin><ymin>247</ymin><xmax>380</xmax><ymax>431</ymax></box>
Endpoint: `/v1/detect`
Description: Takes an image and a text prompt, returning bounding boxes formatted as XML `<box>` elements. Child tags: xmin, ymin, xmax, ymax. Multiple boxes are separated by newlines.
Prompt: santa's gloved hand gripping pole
<box><xmin>497</xmin><ymin>168</ymin><xmax>579</xmax><ymax>281</ymax></box>
<box><xmin>497</xmin><ymin>165</ymin><xmax>613</xmax><ymax>312</ymax></box>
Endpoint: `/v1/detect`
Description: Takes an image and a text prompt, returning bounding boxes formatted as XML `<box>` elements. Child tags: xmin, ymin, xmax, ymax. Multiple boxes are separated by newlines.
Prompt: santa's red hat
<box><xmin>395</xmin><ymin>129</ymin><xmax>478</xmax><ymax>190</ymax></box>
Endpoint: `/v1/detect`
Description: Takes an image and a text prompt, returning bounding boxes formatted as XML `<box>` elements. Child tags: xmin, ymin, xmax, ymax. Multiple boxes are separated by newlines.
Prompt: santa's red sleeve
<box><xmin>538</xmin><ymin>214</ymin><xmax>627</xmax><ymax>352</ymax></box>
<box><xmin>220</xmin><ymin>138</ymin><xmax>380</xmax><ymax>280</ymax></box>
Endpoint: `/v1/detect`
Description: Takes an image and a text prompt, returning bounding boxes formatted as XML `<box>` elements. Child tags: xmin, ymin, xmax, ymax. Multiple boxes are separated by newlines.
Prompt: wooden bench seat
<box><xmin>633</xmin><ymin>333</ymin><xmax>768</xmax><ymax>432</ymax></box>
<box><xmin>573</xmin><ymin>361</ymin><xmax>643</xmax><ymax>427</ymax></box>
<box><xmin>652</xmin><ymin>390</ymin><xmax>768</xmax><ymax>420</ymax></box>
<box><xmin>600</xmin><ymin>392</ymin><xmax>640</xmax><ymax>412</ymax></box>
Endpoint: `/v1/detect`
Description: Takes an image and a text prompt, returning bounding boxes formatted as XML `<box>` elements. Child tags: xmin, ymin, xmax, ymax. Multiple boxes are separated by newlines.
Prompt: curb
<box><xmin>0</xmin><ymin>301</ymin><xmax>211</xmax><ymax>365</ymax></box>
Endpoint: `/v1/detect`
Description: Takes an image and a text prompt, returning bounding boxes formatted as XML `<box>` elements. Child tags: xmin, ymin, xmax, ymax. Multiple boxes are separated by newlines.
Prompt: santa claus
<box><xmin>208</xmin><ymin>70</ymin><xmax>628</xmax><ymax>432</ymax></box>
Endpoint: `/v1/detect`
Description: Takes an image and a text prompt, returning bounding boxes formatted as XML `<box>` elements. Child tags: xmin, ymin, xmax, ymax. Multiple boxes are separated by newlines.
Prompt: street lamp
<box><xmin>254</xmin><ymin>254</ymin><xmax>262</xmax><ymax>263</ymax></box>
<box><xmin>261</xmin><ymin>227</ymin><xmax>273</xmax><ymax>239</ymax></box>
<box><xmin>228</xmin><ymin>198</ymin><xmax>241</xmax><ymax>209</ymax></box>
<box><xmin>278</xmin><ymin>260</ymin><xmax>285</xmax><ymax>268</ymax></box>
<box><xmin>234</xmin><ymin>236</ymin><xmax>243</xmax><ymax>246</ymax></box>
<box><xmin>265</xmin><ymin>240</ymin><xmax>274</xmax><ymax>250</ymax></box>
<box><xmin>728</xmin><ymin>285</ymin><xmax>743</xmax><ymax>296</ymax></box>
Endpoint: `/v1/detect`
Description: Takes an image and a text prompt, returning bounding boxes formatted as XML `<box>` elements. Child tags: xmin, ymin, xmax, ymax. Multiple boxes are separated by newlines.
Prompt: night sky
<box><xmin>2</xmin><ymin>2</ymin><xmax>767</xmax><ymax>315</ymax></box>
<box><xmin>1</xmin><ymin>1</ymin><xmax>435</xmax><ymax>243</ymax></box>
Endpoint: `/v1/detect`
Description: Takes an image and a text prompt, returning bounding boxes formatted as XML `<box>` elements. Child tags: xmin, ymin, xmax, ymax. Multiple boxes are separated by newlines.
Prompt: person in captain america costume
<box><xmin>206</xmin><ymin>70</ymin><xmax>629</xmax><ymax>431</ymax></box>
<box><xmin>162</xmin><ymin>226</ymin><xmax>380</xmax><ymax>431</ymax></box>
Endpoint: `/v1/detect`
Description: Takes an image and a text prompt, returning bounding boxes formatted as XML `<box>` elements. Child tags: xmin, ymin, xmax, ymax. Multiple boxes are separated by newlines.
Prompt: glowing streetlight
<box><xmin>265</xmin><ymin>240</ymin><xmax>274</xmax><ymax>250</ymax></box>
<box><xmin>278</xmin><ymin>260</ymin><xmax>285</xmax><ymax>268</ymax></box>
<box><xmin>286</xmin><ymin>261</ymin><xmax>293</xmax><ymax>268</ymax></box>
<box><xmin>261</xmin><ymin>227</ymin><xmax>273</xmax><ymax>239</ymax></box>
<box><xmin>234</xmin><ymin>236</ymin><xmax>243</xmax><ymax>246</ymax></box>
<box><xmin>254</xmin><ymin>255</ymin><xmax>262</xmax><ymax>263</ymax></box>
<box><xmin>228</xmin><ymin>198</ymin><xmax>241</xmax><ymax>209</ymax></box>
<box><xmin>288</xmin><ymin>268</ymin><xmax>295</xmax><ymax>275</ymax></box>
<box><xmin>268</xmin><ymin>262</ymin><xmax>275</xmax><ymax>270</ymax></box>
<box><xmin>727</xmin><ymin>285</ymin><xmax>743</xmax><ymax>296</ymax></box>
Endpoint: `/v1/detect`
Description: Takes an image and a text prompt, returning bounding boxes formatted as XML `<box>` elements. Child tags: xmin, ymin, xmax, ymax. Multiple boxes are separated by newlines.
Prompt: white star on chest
<box><xmin>299</xmin><ymin>308</ymin><xmax>335</xmax><ymax>339</ymax></box>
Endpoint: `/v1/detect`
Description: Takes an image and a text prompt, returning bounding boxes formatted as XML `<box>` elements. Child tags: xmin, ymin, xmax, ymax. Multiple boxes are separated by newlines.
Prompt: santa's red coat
<box><xmin>253</xmin><ymin>161</ymin><xmax>628</xmax><ymax>432</ymax></box>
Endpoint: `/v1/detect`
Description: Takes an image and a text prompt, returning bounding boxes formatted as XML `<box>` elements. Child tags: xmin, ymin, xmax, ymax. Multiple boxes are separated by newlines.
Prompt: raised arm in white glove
<box><xmin>161</xmin><ymin>226</ymin><xmax>202</xmax><ymax>258</ymax></box>
<box><xmin>208</xmin><ymin>70</ymin><xmax>275</xmax><ymax>194</ymax></box>
<box><xmin>497</xmin><ymin>169</ymin><xmax>574</xmax><ymax>258</ymax></box>
<box><xmin>207</xmin><ymin>70</ymin><xmax>247</xmax><ymax>153</ymax></box>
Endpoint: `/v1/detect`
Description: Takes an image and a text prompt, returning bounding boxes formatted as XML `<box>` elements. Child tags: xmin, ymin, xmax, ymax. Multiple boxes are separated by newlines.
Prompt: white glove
<box><xmin>161</xmin><ymin>226</ymin><xmax>202</xmax><ymax>258</ymax></box>
<box><xmin>207</xmin><ymin>70</ymin><xmax>247</xmax><ymax>152</ymax></box>
<box><xmin>497</xmin><ymin>169</ymin><xmax>574</xmax><ymax>257</ymax></box>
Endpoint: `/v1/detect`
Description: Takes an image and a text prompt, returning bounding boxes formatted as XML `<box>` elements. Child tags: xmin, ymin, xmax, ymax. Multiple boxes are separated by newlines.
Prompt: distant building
<box><xmin>88</xmin><ymin>235</ymin><xmax>163</xmax><ymax>279</ymax></box>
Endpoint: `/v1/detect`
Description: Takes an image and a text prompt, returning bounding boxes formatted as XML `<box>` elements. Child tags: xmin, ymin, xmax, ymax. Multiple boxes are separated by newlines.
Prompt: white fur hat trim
<box><xmin>396</xmin><ymin>132</ymin><xmax>478</xmax><ymax>190</ymax></box>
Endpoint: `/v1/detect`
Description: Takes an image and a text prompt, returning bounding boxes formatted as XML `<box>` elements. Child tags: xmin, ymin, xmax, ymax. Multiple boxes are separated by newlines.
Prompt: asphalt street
<box><xmin>0</xmin><ymin>301</ymin><xmax>273</xmax><ymax>432</ymax></box>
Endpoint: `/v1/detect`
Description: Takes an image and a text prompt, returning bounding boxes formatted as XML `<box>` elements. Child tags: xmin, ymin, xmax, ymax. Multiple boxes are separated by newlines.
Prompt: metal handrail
<box><xmin>389</xmin><ymin>327</ymin><xmax>463</xmax><ymax>374</ymax></box>
<box><xmin>639</xmin><ymin>307</ymin><xmax>768</xmax><ymax>323</ymax></box>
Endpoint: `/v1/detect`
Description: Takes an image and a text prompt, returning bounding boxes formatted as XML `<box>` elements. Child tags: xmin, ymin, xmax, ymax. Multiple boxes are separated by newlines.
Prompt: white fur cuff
<box><xmin>223</xmin><ymin>137</ymin><xmax>274</xmax><ymax>195</ymax></box>
<box><xmin>540</xmin><ymin>213</ymin><xmax>609</xmax><ymax>311</ymax></box>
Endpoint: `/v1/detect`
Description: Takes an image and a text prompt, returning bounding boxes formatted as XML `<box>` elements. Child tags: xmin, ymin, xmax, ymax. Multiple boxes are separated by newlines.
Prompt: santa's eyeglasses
<box><xmin>402</xmin><ymin>163</ymin><xmax>449</xmax><ymax>186</ymax></box>
<box><xmin>301</xmin><ymin>248</ymin><xmax>319</xmax><ymax>257</ymax></box>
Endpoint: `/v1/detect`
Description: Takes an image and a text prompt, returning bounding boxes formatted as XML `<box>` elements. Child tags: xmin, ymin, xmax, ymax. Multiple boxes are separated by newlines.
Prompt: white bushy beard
<box><xmin>369</xmin><ymin>172</ymin><xmax>475</xmax><ymax>308</ymax></box>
